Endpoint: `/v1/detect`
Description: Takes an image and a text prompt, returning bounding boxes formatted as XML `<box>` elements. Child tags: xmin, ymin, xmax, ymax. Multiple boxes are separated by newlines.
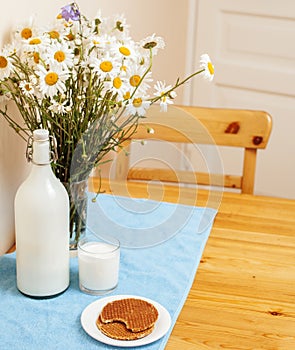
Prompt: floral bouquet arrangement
<box><xmin>0</xmin><ymin>2</ymin><xmax>214</xmax><ymax>246</ymax></box>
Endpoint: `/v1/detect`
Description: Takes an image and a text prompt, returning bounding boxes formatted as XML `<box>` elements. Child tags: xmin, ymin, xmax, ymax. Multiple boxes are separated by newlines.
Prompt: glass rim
<box><xmin>78</xmin><ymin>236</ymin><xmax>120</xmax><ymax>255</ymax></box>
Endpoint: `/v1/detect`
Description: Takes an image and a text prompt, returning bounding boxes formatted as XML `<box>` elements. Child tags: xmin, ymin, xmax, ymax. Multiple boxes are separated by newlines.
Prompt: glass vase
<box><xmin>63</xmin><ymin>180</ymin><xmax>88</xmax><ymax>251</ymax></box>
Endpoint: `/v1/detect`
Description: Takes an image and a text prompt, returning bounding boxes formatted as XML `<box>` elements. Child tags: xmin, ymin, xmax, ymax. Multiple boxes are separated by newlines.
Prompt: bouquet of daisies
<box><xmin>0</xmin><ymin>2</ymin><xmax>214</xmax><ymax>183</ymax></box>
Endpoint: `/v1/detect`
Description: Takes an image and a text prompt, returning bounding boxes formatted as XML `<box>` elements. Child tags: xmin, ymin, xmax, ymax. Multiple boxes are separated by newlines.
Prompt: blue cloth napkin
<box><xmin>0</xmin><ymin>194</ymin><xmax>217</xmax><ymax>350</ymax></box>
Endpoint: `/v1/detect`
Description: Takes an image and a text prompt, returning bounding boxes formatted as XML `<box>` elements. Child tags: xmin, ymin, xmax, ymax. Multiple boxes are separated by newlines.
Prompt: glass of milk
<box><xmin>78</xmin><ymin>233</ymin><xmax>120</xmax><ymax>295</ymax></box>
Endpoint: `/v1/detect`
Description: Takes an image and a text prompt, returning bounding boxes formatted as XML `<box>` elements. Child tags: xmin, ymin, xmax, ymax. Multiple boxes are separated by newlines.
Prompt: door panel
<box><xmin>189</xmin><ymin>0</ymin><xmax>295</xmax><ymax>198</ymax></box>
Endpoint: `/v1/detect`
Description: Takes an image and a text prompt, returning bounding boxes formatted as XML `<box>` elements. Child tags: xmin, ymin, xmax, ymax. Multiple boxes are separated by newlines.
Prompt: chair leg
<box><xmin>242</xmin><ymin>149</ymin><xmax>257</xmax><ymax>194</ymax></box>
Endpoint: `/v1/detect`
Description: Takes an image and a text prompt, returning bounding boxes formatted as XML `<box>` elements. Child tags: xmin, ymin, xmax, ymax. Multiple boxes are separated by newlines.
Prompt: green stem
<box><xmin>150</xmin><ymin>68</ymin><xmax>205</xmax><ymax>104</ymax></box>
<box><xmin>130</xmin><ymin>48</ymin><xmax>153</xmax><ymax>100</ymax></box>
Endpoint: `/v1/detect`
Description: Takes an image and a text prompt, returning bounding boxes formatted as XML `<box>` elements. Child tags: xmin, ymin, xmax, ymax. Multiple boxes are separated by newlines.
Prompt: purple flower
<box><xmin>60</xmin><ymin>3</ymin><xmax>80</xmax><ymax>21</ymax></box>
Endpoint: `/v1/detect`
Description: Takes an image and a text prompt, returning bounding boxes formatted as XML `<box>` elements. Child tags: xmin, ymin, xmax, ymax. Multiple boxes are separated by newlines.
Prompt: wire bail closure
<box><xmin>26</xmin><ymin>134</ymin><xmax>58</xmax><ymax>164</ymax></box>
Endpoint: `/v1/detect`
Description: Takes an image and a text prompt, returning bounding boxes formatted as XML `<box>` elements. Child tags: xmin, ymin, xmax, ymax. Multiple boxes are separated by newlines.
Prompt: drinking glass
<box><xmin>78</xmin><ymin>234</ymin><xmax>120</xmax><ymax>295</ymax></box>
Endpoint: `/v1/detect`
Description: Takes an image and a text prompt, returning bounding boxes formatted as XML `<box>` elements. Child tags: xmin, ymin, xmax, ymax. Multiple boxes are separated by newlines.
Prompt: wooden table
<box><xmin>89</xmin><ymin>178</ymin><xmax>295</xmax><ymax>350</ymax></box>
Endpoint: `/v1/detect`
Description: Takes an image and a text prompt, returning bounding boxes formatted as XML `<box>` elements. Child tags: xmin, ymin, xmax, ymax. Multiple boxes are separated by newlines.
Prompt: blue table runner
<box><xmin>0</xmin><ymin>194</ymin><xmax>217</xmax><ymax>350</ymax></box>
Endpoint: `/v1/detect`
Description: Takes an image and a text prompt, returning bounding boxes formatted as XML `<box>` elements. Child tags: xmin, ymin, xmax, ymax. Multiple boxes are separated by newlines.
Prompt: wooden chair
<box><xmin>115</xmin><ymin>105</ymin><xmax>272</xmax><ymax>194</ymax></box>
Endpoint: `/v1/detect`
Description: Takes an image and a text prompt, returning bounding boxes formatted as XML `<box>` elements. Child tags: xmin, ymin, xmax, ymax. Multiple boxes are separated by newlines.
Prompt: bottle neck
<box><xmin>32</xmin><ymin>139</ymin><xmax>51</xmax><ymax>165</ymax></box>
<box><xmin>29</xmin><ymin>144</ymin><xmax>56</xmax><ymax>181</ymax></box>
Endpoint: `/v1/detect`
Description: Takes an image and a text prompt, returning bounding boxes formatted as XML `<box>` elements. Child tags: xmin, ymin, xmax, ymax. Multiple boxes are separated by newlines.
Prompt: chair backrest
<box><xmin>115</xmin><ymin>105</ymin><xmax>272</xmax><ymax>194</ymax></box>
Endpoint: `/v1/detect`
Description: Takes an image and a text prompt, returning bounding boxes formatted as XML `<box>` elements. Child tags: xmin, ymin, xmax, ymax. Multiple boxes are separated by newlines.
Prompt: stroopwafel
<box><xmin>96</xmin><ymin>315</ymin><xmax>154</xmax><ymax>340</ymax></box>
<box><xmin>99</xmin><ymin>297</ymin><xmax>159</xmax><ymax>333</ymax></box>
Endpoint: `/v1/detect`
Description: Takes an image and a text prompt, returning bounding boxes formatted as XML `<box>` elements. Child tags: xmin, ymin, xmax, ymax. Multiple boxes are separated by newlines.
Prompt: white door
<box><xmin>187</xmin><ymin>0</ymin><xmax>295</xmax><ymax>199</ymax></box>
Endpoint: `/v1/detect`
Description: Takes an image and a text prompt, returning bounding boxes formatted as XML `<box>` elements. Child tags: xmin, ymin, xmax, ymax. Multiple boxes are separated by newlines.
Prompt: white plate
<box><xmin>81</xmin><ymin>294</ymin><xmax>171</xmax><ymax>347</ymax></box>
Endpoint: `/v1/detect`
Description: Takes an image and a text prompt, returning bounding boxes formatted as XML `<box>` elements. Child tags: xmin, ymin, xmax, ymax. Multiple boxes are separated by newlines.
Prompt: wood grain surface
<box><xmin>90</xmin><ymin>178</ymin><xmax>295</xmax><ymax>350</ymax></box>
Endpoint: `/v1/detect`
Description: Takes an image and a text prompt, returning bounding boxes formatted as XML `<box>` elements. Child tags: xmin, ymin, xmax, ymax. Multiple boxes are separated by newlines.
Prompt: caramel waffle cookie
<box><xmin>99</xmin><ymin>297</ymin><xmax>159</xmax><ymax>333</ymax></box>
<box><xmin>96</xmin><ymin>315</ymin><xmax>154</xmax><ymax>341</ymax></box>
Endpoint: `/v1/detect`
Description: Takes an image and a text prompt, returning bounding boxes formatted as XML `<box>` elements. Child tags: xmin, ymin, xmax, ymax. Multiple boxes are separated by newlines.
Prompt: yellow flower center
<box><xmin>29</xmin><ymin>38</ymin><xmax>41</xmax><ymax>45</ymax></box>
<box><xmin>56</xmin><ymin>14</ymin><xmax>63</xmax><ymax>20</ymax></box>
<box><xmin>113</xmin><ymin>77</ymin><xmax>122</xmax><ymax>89</ymax></box>
<box><xmin>24</xmin><ymin>83</ymin><xmax>31</xmax><ymax>91</ymax></box>
<box><xmin>0</xmin><ymin>56</ymin><xmax>8</xmax><ymax>69</ymax></box>
<box><xmin>119</xmin><ymin>46</ymin><xmax>130</xmax><ymax>56</ymax></box>
<box><xmin>54</xmin><ymin>51</ymin><xmax>66</xmax><ymax>62</ymax></box>
<box><xmin>133</xmin><ymin>98</ymin><xmax>142</xmax><ymax>108</ymax></box>
<box><xmin>123</xmin><ymin>91</ymin><xmax>131</xmax><ymax>100</ymax></box>
<box><xmin>66</xmin><ymin>33</ymin><xmax>75</xmax><ymax>41</ymax></box>
<box><xmin>33</xmin><ymin>52</ymin><xmax>40</xmax><ymax>64</ymax></box>
<box><xmin>208</xmin><ymin>62</ymin><xmax>214</xmax><ymax>75</ymax></box>
<box><xmin>100</xmin><ymin>61</ymin><xmax>113</xmax><ymax>72</ymax></box>
<box><xmin>120</xmin><ymin>65</ymin><xmax>127</xmax><ymax>72</ymax></box>
<box><xmin>161</xmin><ymin>93</ymin><xmax>167</xmax><ymax>102</ymax></box>
<box><xmin>49</xmin><ymin>31</ymin><xmax>60</xmax><ymax>39</ymax></box>
<box><xmin>45</xmin><ymin>72</ymin><xmax>58</xmax><ymax>86</ymax></box>
<box><xmin>130</xmin><ymin>75</ymin><xmax>141</xmax><ymax>87</ymax></box>
<box><xmin>21</xmin><ymin>28</ymin><xmax>32</xmax><ymax>39</ymax></box>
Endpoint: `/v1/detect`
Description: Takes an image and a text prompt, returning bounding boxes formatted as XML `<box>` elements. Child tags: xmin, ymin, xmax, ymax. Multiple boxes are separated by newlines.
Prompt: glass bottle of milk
<box><xmin>15</xmin><ymin>129</ymin><xmax>69</xmax><ymax>298</ymax></box>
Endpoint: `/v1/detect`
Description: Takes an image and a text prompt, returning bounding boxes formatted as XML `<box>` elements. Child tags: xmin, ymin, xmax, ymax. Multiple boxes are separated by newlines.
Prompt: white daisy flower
<box><xmin>104</xmin><ymin>75</ymin><xmax>129</xmax><ymax>101</ymax></box>
<box><xmin>112</xmin><ymin>14</ymin><xmax>130</xmax><ymax>36</ymax></box>
<box><xmin>124</xmin><ymin>96</ymin><xmax>150</xmax><ymax>116</ymax></box>
<box><xmin>43</xmin><ymin>19</ymin><xmax>68</xmax><ymax>41</ymax></box>
<box><xmin>36</xmin><ymin>63</ymin><xmax>69</xmax><ymax>98</ymax></box>
<box><xmin>1</xmin><ymin>42</ymin><xmax>20</xmax><ymax>57</ymax></box>
<box><xmin>45</xmin><ymin>42</ymin><xmax>74</xmax><ymax>69</ymax></box>
<box><xmin>88</xmin><ymin>51</ymin><xmax>121</xmax><ymax>79</ymax></box>
<box><xmin>21</xmin><ymin>50</ymin><xmax>44</xmax><ymax>69</ymax></box>
<box><xmin>85</xmin><ymin>34</ymin><xmax>105</xmax><ymax>51</ymax></box>
<box><xmin>110</xmin><ymin>40</ymin><xmax>137</xmax><ymax>61</ymax></box>
<box><xmin>140</xmin><ymin>34</ymin><xmax>165</xmax><ymax>55</ymax></box>
<box><xmin>153</xmin><ymin>81</ymin><xmax>176</xmax><ymax>112</ymax></box>
<box><xmin>200</xmin><ymin>54</ymin><xmax>214</xmax><ymax>81</ymax></box>
<box><xmin>57</xmin><ymin>18</ymin><xmax>80</xmax><ymax>44</ymax></box>
<box><xmin>84</xmin><ymin>34</ymin><xmax>116</xmax><ymax>57</ymax></box>
<box><xmin>29</xmin><ymin>74</ymin><xmax>38</xmax><ymax>85</ymax></box>
<box><xmin>19</xmin><ymin>80</ymin><xmax>35</xmax><ymax>96</ymax></box>
<box><xmin>126</xmin><ymin>65</ymin><xmax>153</xmax><ymax>95</ymax></box>
<box><xmin>91</xmin><ymin>10</ymin><xmax>103</xmax><ymax>30</ymax></box>
<box><xmin>21</xmin><ymin>35</ymin><xmax>50</xmax><ymax>54</ymax></box>
<box><xmin>0</xmin><ymin>52</ymin><xmax>12</xmax><ymax>80</ymax></box>
<box><xmin>100</xmin><ymin>13</ymin><xmax>130</xmax><ymax>39</ymax></box>
<box><xmin>13</xmin><ymin>16</ymin><xmax>38</xmax><ymax>43</ymax></box>
<box><xmin>48</xmin><ymin>99</ymin><xmax>72</xmax><ymax>114</ymax></box>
